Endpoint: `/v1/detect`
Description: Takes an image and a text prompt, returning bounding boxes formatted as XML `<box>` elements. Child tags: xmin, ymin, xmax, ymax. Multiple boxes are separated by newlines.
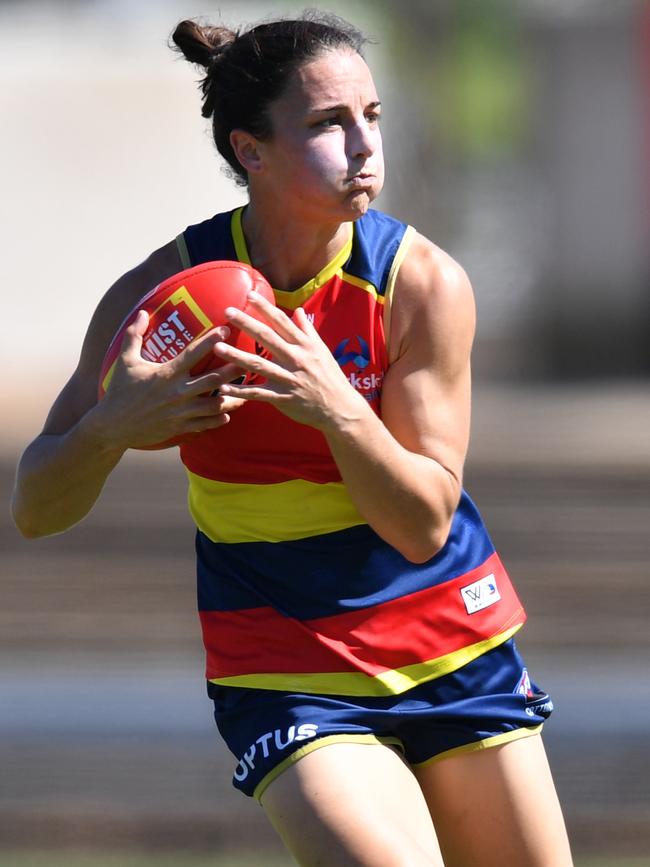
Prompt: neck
<box><xmin>241</xmin><ymin>201</ymin><xmax>352</xmax><ymax>291</ymax></box>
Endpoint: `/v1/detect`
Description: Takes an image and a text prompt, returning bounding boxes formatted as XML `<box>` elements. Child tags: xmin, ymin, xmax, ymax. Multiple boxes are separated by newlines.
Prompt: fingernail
<box><xmin>224</xmin><ymin>306</ymin><xmax>237</xmax><ymax>318</ymax></box>
<box><xmin>219</xmin><ymin>326</ymin><xmax>231</xmax><ymax>339</ymax></box>
<box><xmin>248</xmin><ymin>290</ymin><xmax>259</xmax><ymax>300</ymax></box>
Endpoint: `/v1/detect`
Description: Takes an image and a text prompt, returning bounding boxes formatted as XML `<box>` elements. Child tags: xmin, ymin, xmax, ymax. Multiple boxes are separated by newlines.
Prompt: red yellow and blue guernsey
<box><xmin>175</xmin><ymin>207</ymin><xmax>526</xmax><ymax>698</ymax></box>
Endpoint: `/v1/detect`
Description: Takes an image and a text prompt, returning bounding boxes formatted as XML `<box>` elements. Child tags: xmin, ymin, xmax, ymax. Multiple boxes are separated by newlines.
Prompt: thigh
<box><xmin>260</xmin><ymin>741</ymin><xmax>444</xmax><ymax>867</ymax></box>
<box><xmin>413</xmin><ymin>734</ymin><xmax>573</xmax><ymax>867</ymax></box>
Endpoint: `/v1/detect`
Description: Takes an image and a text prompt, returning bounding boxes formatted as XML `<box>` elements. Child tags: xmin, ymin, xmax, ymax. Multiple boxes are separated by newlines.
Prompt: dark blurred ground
<box><xmin>2</xmin><ymin>385</ymin><xmax>649</xmax><ymax>858</ymax></box>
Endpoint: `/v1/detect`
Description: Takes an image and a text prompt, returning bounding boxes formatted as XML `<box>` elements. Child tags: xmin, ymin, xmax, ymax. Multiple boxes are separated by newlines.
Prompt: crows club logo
<box><xmin>333</xmin><ymin>335</ymin><xmax>371</xmax><ymax>370</ymax></box>
<box><xmin>333</xmin><ymin>335</ymin><xmax>382</xmax><ymax>401</ymax></box>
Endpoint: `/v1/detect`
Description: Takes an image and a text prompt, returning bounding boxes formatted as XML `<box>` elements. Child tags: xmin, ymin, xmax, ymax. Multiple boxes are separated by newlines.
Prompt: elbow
<box><xmin>11</xmin><ymin>507</ymin><xmax>43</xmax><ymax>540</ymax></box>
<box><xmin>11</xmin><ymin>494</ymin><xmax>50</xmax><ymax>540</ymax></box>
<box><xmin>396</xmin><ymin>475</ymin><xmax>461</xmax><ymax>564</ymax></box>
<box><xmin>398</xmin><ymin>522</ymin><xmax>452</xmax><ymax>565</ymax></box>
<box><xmin>12</xmin><ymin>497</ymin><xmax>80</xmax><ymax>539</ymax></box>
<box><xmin>13</xmin><ymin>515</ymin><xmax>59</xmax><ymax>540</ymax></box>
<box><xmin>16</xmin><ymin>526</ymin><xmax>43</xmax><ymax>540</ymax></box>
<box><xmin>400</xmin><ymin>541</ymin><xmax>443</xmax><ymax>565</ymax></box>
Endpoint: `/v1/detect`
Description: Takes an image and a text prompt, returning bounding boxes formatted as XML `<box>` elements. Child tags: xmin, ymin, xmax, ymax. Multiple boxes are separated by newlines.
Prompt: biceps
<box><xmin>41</xmin><ymin>369</ymin><xmax>99</xmax><ymax>436</ymax></box>
<box><xmin>379</xmin><ymin>357</ymin><xmax>471</xmax><ymax>480</ymax></box>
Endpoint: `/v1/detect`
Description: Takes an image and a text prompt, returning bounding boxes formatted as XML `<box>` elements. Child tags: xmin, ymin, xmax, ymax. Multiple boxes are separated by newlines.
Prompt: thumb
<box><xmin>120</xmin><ymin>310</ymin><xmax>149</xmax><ymax>360</ymax></box>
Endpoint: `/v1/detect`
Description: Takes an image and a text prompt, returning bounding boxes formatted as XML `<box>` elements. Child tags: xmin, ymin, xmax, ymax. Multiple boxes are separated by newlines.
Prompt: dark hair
<box><xmin>171</xmin><ymin>12</ymin><xmax>367</xmax><ymax>185</ymax></box>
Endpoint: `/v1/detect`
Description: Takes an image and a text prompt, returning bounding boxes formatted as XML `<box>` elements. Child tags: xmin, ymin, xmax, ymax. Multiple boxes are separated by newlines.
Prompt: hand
<box><xmin>214</xmin><ymin>291</ymin><xmax>367</xmax><ymax>432</ymax></box>
<box><xmin>91</xmin><ymin>310</ymin><xmax>246</xmax><ymax>449</ymax></box>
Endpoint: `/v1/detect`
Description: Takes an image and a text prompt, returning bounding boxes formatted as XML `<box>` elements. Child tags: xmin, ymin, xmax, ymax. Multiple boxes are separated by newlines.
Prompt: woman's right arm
<box><xmin>12</xmin><ymin>242</ymin><xmax>241</xmax><ymax>538</ymax></box>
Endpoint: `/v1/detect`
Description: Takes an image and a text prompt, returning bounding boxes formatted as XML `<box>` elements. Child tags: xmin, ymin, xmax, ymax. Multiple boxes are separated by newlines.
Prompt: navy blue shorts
<box><xmin>208</xmin><ymin>638</ymin><xmax>553</xmax><ymax>800</ymax></box>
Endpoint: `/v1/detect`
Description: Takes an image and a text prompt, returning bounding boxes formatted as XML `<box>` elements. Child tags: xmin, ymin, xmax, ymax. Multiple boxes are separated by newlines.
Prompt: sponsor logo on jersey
<box><xmin>334</xmin><ymin>335</ymin><xmax>371</xmax><ymax>369</ymax></box>
<box><xmin>460</xmin><ymin>573</ymin><xmax>501</xmax><ymax>614</ymax></box>
<box><xmin>333</xmin><ymin>335</ymin><xmax>382</xmax><ymax>401</ymax></box>
<box><xmin>233</xmin><ymin>723</ymin><xmax>319</xmax><ymax>783</ymax></box>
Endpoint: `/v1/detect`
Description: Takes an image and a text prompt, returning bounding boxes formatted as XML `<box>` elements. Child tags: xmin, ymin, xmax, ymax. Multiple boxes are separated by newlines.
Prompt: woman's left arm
<box><xmin>322</xmin><ymin>234</ymin><xmax>475</xmax><ymax>562</ymax></box>
<box><xmin>217</xmin><ymin>234</ymin><xmax>475</xmax><ymax>563</ymax></box>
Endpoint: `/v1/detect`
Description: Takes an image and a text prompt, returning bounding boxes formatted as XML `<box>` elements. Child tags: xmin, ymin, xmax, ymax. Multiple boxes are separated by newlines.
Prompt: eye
<box><xmin>313</xmin><ymin>115</ymin><xmax>341</xmax><ymax>129</ymax></box>
<box><xmin>366</xmin><ymin>110</ymin><xmax>381</xmax><ymax>125</ymax></box>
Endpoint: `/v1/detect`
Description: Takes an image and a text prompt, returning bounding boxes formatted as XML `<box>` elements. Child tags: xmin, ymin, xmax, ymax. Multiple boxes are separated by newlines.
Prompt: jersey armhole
<box><xmin>175</xmin><ymin>232</ymin><xmax>192</xmax><ymax>270</ymax></box>
<box><xmin>383</xmin><ymin>225</ymin><xmax>416</xmax><ymax>356</ymax></box>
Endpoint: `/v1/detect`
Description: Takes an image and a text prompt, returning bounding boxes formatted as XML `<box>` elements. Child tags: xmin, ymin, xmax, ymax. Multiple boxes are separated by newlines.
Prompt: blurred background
<box><xmin>1</xmin><ymin>0</ymin><xmax>649</xmax><ymax>865</ymax></box>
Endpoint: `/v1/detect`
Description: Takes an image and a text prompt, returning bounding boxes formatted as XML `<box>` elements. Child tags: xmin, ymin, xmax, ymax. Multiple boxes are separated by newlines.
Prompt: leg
<box><xmin>413</xmin><ymin>733</ymin><xmax>573</xmax><ymax>867</ymax></box>
<box><xmin>260</xmin><ymin>741</ymin><xmax>444</xmax><ymax>867</ymax></box>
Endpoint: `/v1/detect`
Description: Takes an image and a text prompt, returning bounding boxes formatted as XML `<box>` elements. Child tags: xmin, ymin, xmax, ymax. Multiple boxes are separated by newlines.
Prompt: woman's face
<box><xmin>256</xmin><ymin>48</ymin><xmax>385</xmax><ymax>223</ymax></box>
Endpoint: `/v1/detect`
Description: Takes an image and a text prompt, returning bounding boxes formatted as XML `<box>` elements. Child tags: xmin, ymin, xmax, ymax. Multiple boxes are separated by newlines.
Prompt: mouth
<box><xmin>346</xmin><ymin>172</ymin><xmax>375</xmax><ymax>188</ymax></box>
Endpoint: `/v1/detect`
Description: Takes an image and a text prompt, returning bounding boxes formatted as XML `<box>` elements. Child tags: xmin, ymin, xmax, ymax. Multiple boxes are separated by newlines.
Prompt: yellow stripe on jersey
<box><xmin>231</xmin><ymin>207</ymin><xmax>250</xmax><ymax>265</ymax></box>
<box><xmin>175</xmin><ymin>233</ymin><xmax>192</xmax><ymax>270</ymax></box>
<box><xmin>339</xmin><ymin>271</ymin><xmax>384</xmax><ymax>304</ymax></box>
<box><xmin>383</xmin><ymin>224</ymin><xmax>416</xmax><ymax>349</ymax></box>
<box><xmin>230</xmin><ymin>207</ymin><xmax>354</xmax><ymax>310</ymax></box>
<box><xmin>208</xmin><ymin>624</ymin><xmax>523</xmax><ymax>696</ymax></box>
<box><xmin>186</xmin><ymin>471</ymin><xmax>367</xmax><ymax>544</ymax></box>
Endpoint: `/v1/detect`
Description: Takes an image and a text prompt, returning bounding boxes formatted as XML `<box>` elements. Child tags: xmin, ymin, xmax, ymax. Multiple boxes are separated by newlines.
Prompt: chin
<box><xmin>345</xmin><ymin>189</ymin><xmax>378</xmax><ymax>219</ymax></box>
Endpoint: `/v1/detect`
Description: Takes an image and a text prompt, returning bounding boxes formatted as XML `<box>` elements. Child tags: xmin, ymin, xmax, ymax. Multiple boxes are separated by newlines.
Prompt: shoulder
<box><xmin>346</xmin><ymin>209</ymin><xmax>409</xmax><ymax>292</ymax></box>
<box><xmin>396</xmin><ymin>232</ymin><xmax>475</xmax><ymax>324</ymax></box>
<box><xmin>40</xmin><ymin>239</ymin><xmax>184</xmax><ymax>436</ymax></box>
<box><xmin>78</xmin><ymin>239</ymin><xmax>183</xmax><ymax>376</ymax></box>
<box><xmin>97</xmin><ymin>239</ymin><xmax>183</xmax><ymax>326</ymax></box>
<box><xmin>389</xmin><ymin>232</ymin><xmax>476</xmax><ymax>367</ymax></box>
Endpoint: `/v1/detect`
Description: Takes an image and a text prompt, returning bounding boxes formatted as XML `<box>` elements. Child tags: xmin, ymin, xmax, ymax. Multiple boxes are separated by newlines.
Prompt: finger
<box><xmin>294</xmin><ymin>306</ymin><xmax>319</xmax><ymax>336</ymax></box>
<box><xmin>175</xmin><ymin>395</ymin><xmax>233</xmax><ymax>420</ymax></box>
<box><xmin>213</xmin><ymin>340</ymin><xmax>295</xmax><ymax>383</ymax></box>
<box><xmin>214</xmin><ymin>395</ymin><xmax>247</xmax><ymax>414</ymax></box>
<box><xmin>180</xmin><ymin>389</ymin><xmax>246</xmax><ymax>415</ymax></box>
<box><xmin>218</xmin><ymin>381</ymin><xmax>285</xmax><ymax>403</ymax></box>
<box><xmin>169</xmin><ymin>325</ymin><xmax>231</xmax><ymax>372</ymax></box>
<box><xmin>178</xmin><ymin>412</ymin><xmax>232</xmax><ymax>434</ymax></box>
<box><xmin>241</xmin><ymin>290</ymin><xmax>306</xmax><ymax>343</ymax></box>
<box><xmin>223</xmin><ymin>307</ymin><xmax>296</xmax><ymax>363</ymax></box>
<box><xmin>185</xmin><ymin>362</ymin><xmax>245</xmax><ymax>396</ymax></box>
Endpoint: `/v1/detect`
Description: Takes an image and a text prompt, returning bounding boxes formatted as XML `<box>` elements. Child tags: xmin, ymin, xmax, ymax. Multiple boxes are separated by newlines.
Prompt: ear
<box><xmin>230</xmin><ymin>129</ymin><xmax>264</xmax><ymax>176</ymax></box>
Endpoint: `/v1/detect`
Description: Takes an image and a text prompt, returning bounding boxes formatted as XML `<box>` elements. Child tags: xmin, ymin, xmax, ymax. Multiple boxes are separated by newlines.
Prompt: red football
<box><xmin>98</xmin><ymin>260</ymin><xmax>275</xmax><ymax>448</ymax></box>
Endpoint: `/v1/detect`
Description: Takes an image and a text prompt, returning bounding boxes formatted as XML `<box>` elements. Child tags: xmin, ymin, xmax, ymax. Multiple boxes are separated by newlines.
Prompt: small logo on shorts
<box><xmin>514</xmin><ymin>667</ymin><xmax>534</xmax><ymax>698</ymax></box>
<box><xmin>233</xmin><ymin>723</ymin><xmax>319</xmax><ymax>784</ymax></box>
<box><xmin>460</xmin><ymin>574</ymin><xmax>501</xmax><ymax>614</ymax></box>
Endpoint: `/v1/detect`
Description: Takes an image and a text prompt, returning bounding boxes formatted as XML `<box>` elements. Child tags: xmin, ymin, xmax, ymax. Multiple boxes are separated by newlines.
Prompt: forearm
<box><xmin>324</xmin><ymin>397</ymin><xmax>461</xmax><ymax>563</ymax></box>
<box><xmin>12</xmin><ymin>409</ymin><xmax>125</xmax><ymax>538</ymax></box>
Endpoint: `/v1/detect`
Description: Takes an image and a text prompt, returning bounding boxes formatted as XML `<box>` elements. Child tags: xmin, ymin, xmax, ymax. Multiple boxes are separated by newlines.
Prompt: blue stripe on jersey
<box><xmin>344</xmin><ymin>210</ymin><xmax>409</xmax><ymax>296</ymax></box>
<box><xmin>181</xmin><ymin>208</ymin><xmax>408</xmax><ymax>291</ymax></box>
<box><xmin>196</xmin><ymin>490</ymin><xmax>495</xmax><ymax>618</ymax></box>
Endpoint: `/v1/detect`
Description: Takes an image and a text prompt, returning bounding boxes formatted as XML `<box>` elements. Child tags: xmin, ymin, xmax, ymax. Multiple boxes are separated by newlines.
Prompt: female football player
<box><xmin>12</xmin><ymin>12</ymin><xmax>572</xmax><ymax>866</ymax></box>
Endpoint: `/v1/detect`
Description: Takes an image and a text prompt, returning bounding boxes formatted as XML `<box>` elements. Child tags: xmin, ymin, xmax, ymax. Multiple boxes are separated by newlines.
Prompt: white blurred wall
<box><xmin>1</xmin><ymin>2</ymin><xmax>246</xmax><ymax>444</ymax></box>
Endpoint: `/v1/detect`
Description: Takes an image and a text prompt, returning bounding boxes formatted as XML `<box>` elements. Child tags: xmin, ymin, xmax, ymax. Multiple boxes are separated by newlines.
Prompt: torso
<box><xmin>176</xmin><ymin>206</ymin><xmax>526</xmax><ymax>697</ymax></box>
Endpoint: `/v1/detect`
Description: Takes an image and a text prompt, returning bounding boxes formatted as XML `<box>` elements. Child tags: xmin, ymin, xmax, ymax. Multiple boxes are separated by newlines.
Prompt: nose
<box><xmin>347</xmin><ymin>116</ymin><xmax>377</xmax><ymax>161</ymax></box>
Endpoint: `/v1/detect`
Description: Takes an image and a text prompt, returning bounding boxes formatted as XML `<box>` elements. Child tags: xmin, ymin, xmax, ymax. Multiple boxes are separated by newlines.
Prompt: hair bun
<box><xmin>171</xmin><ymin>20</ymin><xmax>236</xmax><ymax>69</ymax></box>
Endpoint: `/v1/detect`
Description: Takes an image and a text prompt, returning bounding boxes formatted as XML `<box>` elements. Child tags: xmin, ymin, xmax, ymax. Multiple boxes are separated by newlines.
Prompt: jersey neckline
<box><xmin>230</xmin><ymin>206</ymin><xmax>354</xmax><ymax>311</ymax></box>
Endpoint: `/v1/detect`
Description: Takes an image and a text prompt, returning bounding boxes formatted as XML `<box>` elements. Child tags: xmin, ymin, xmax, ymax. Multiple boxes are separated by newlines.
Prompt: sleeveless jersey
<box><xmin>176</xmin><ymin>207</ymin><xmax>526</xmax><ymax>697</ymax></box>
